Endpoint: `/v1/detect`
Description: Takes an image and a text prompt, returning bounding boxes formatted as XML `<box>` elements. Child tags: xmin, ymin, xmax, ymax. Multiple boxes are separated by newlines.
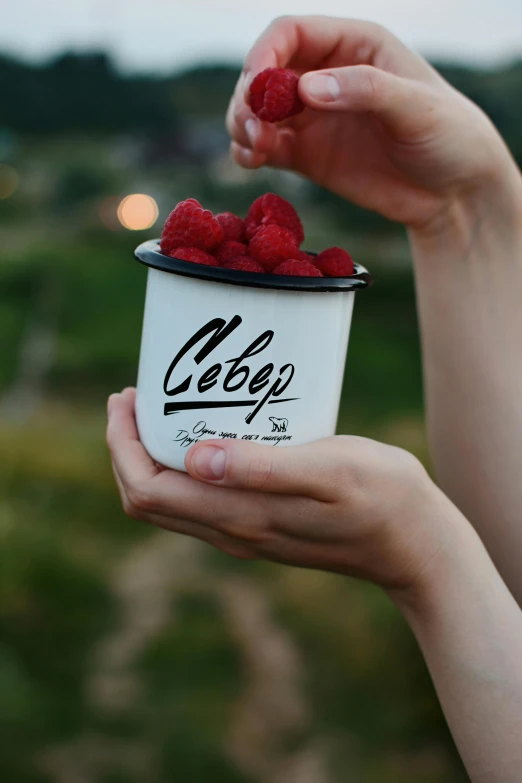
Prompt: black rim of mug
<box><xmin>135</xmin><ymin>240</ymin><xmax>373</xmax><ymax>293</ymax></box>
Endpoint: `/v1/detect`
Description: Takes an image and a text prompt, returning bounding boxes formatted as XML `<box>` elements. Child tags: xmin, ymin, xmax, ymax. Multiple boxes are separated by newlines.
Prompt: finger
<box><xmin>106</xmin><ymin>389</ymin><xmax>160</xmax><ymax>485</ymax></box>
<box><xmin>226</xmin><ymin>71</ymin><xmax>270</xmax><ymax>150</ymax></box>
<box><xmin>226</xmin><ymin>87</ymin><xmax>255</xmax><ymax>149</ymax></box>
<box><xmin>108</xmin><ymin>432</ymin><xmax>280</xmax><ymax>540</ymax></box>
<box><xmin>230</xmin><ymin>141</ymin><xmax>267</xmax><ymax>170</ymax></box>
<box><xmin>107</xmin><ymin>392</ymin><xmax>318</xmax><ymax>545</ymax></box>
<box><xmin>260</xmin><ymin>127</ymin><xmax>296</xmax><ymax>169</ymax></box>
<box><xmin>245</xmin><ymin>15</ymin><xmax>375</xmax><ymax>75</ymax></box>
<box><xmin>185</xmin><ymin>437</ymin><xmax>349</xmax><ymax>501</ymax></box>
<box><xmin>106</xmin><ymin>389</ymin><xmax>275</xmax><ymax>533</ymax></box>
<box><xmin>299</xmin><ymin>65</ymin><xmax>439</xmax><ymax>141</ymax></box>
<box><xmin>227</xmin><ymin>93</ymin><xmax>280</xmax><ymax>157</ymax></box>
<box><xmin>243</xmin><ymin>16</ymin><xmax>428</xmax><ymax>80</ymax></box>
<box><xmin>226</xmin><ymin>99</ymin><xmax>251</xmax><ymax>148</ymax></box>
<box><xmin>230</xmin><ymin>124</ymin><xmax>296</xmax><ymax>171</ymax></box>
<box><xmin>111</xmin><ymin>458</ymin><xmax>128</xmax><ymax>503</ymax></box>
<box><xmin>244</xmin><ymin>117</ymin><xmax>280</xmax><ymax>155</ymax></box>
<box><xmin>113</xmin><ymin>443</ymin><xmax>340</xmax><ymax>554</ymax></box>
<box><xmin>227</xmin><ymin>107</ymin><xmax>262</xmax><ymax>151</ymax></box>
<box><xmin>111</xmin><ymin>458</ymin><xmax>256</xmax><ymax>560</ymax></box>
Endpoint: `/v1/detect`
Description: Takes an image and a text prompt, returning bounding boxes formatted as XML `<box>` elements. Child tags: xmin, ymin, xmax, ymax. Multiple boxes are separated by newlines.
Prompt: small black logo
<box><xmin>269</xmin><ymin>416</ymin><xmax>288</xmax><ymax>433</ymax></box>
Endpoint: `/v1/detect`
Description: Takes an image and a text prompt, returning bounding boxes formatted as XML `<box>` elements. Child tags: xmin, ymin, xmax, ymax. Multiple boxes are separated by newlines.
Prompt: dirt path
<box><xmin>88</xmin><ymin>532</ymin><xmax>203</xmax><ymax>712</ymax></box>
<box><xmin>219</xmin><ymin>576</ymin><xmax>331</xmax><ymax>783</ymax></box>
<box><xmin>40</xmin><ymin>532</ymin><xmax>331</xmax><ymax>782</ymax></box>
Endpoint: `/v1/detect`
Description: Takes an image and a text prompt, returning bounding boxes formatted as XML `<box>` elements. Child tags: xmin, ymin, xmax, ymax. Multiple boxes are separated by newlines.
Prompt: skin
<box><xmin>227</xmin><ymin>16</ymin><xmax>519</xmax><ymax>229</ymax></box>
<box><xmin>108</xmin><ymin>16</ymin><xmax>522</xmax><ymax>782</ymax></box>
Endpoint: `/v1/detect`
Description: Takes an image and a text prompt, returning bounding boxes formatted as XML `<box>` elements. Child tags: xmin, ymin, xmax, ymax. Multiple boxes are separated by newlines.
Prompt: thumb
<box><xmin>299</xmin><ymin>65</ymin><xmax>436</xmax><ymax>139</ymax></box>
<box><xmin>185</xmin><ymin>437</ymin><xmax>340</xmax><ymax>500</ymax></box>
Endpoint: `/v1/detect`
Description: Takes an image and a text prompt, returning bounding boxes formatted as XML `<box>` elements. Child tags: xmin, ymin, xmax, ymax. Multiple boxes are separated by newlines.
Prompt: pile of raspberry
<box><xmin>160</xmin><ymin>194</ymin><xmax>355</xmax><ymax>278</ymax></box>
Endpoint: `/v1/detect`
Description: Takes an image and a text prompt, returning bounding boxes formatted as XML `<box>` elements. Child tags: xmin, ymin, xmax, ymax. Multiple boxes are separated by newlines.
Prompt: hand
<box><xmin>107</xmin><ymin>388</ymin><xmax>456</xmax><ymax>595</ymax></box>
<box><xmin>227</xmin><ymin>16</ymin><xmax>517</xmax><ymax>230</ymax></box>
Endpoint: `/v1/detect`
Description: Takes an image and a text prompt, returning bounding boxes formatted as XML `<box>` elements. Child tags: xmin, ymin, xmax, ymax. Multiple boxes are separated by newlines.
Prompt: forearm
<box><xmin>409</xmin><ymin>162</ymin><xmax>522</xmax><ymax>604</ymax></box>
<box><xmin>391</xmin><ymin>499</ymin><xmax>522</xmax><ymax>783</ymax></box>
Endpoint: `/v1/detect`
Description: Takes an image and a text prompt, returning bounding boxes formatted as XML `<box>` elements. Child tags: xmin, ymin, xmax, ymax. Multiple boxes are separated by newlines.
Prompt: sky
<box><xmin>1</xmin><ymin>0</ymin><xmax>522</xmax><ymax>72</ymax></box>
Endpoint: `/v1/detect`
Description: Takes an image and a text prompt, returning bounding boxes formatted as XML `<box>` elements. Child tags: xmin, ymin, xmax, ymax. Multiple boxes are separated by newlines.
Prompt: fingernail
<box><xmin>192</xmin><ymin>446</ymin><xmax>226</xmax><ymax>481</ymax></box>
<box><xmin>233</xmin><ymin>144</ymin><xmax>256</xmax><ymax>167</ymax></box>
<box><xmin>243</xmin><ymin>70</ymin><xmax>253</xmax><ymax>93</ymax></box>
<box><xmin>245</xmin><ymin>118</ymin><xmax>257</xmax><ymax>147</ymax></box>
<box><xmin>303</xmin><ymin>73</ymin><xmax>340</xmax><ymax>102</ymax></box>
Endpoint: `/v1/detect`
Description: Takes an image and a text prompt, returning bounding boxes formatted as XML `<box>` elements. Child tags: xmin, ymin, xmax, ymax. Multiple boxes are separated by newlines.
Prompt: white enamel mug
<box><xmin>134</xmin><ymin>240</ymin><xmax>372</xmax><ymax>472</ymax></box>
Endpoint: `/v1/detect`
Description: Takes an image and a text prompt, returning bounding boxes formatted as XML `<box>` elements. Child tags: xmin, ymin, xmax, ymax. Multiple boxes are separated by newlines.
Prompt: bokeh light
<box><xmin>0</xmin><ymin>163</ymin><xmax>19</xmax><ymax>199</ymax></box>
<box><xmin>117</xmin><ymin>193</ymin><xmax>159</xmax><ymax>230</ymax></box>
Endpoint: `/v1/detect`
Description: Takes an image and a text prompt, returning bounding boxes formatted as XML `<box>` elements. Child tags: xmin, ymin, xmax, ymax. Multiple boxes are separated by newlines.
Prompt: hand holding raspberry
<box><xmin>227</xmin><ymin>16</ymin><xmax>520</xmax><ymax>233</ymax></box>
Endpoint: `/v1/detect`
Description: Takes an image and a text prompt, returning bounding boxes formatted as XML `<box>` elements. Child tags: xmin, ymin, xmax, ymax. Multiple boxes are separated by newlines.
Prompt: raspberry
<box><xmin>245</xmin><ymin>193</ymin><xmax>304</xmax><ymax>243</ymax></box>
<box><xmin>215</xmin><ymin>212</ymin><xmax>245</xmax><ymax>242</ymax></box>
<box><xmin>248</xmin><ymin>68</ymin><xmax>304</xmax><ymax>123</ymax></box>
<box><xmin>273</xmin><ymin>259</ymin><xmax>324</xmax><ymax>277</ymax></box>
<box><xmin>160</xmin><ymin>199</ymin><xmax>224</xmax><ymax>254</ymax></box>
<box><xmin>216</xmin><ymin>240</ymin><xmax>249</xmax><ymax>265</ymax></box>
<box><xmin>294</xmin><ymin>249</ymin><xmax>314</xmax><ymax>262</ymax></box>
<box><xmin>170</xmin><ymin>247</ymin><xmax>220</xmax><ymax>266</ymax></box>
<box><xmin>314</xmin><ymin>247</ymin><xmax>355</xmax><ymax>277</ymax></box>
<box><xmin>222</xmin><ymin>256</ymin><xmax>266</xmax><ymax>273</ymax></box>
<box><xmin>248</xmin><ymin>225</ymin><xmax>300</xmax><ymax>271</ymax></box>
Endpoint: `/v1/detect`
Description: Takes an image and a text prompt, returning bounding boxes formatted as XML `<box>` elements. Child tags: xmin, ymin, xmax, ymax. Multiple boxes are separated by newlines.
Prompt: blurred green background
<box><xmin>1</xmin><ymin>10</ymin><xmax>522</xmax><ymax>782</ymax></box>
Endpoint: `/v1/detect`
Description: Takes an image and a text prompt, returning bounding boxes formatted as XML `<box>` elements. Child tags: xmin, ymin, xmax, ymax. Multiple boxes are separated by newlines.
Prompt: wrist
<box><xmin>388</xmin><ymin>497</ymin><xmax>522</xmax><ymax>701</ymax></box>
<box><xmin>386</xmin><ymin>493</ymin><xmax>482</xmax><ymax>626</ymax></box>
<box><xmin>408</xmin><ymin>159</ymin><xmax>522</xmax><ymax>261</ymax></box>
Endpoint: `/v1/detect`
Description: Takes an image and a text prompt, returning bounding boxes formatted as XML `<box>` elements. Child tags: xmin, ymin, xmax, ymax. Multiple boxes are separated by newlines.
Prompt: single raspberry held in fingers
<box><xmin>314</xmin><ymin>247</ymin><xmax>355</xmax><ymax>277</ymax></box>
<box><xmin>160</xmin><ymin>199</ymin><xmax>224</xmax><ymax>255</ymax></box>
<box><xmin>215</xmin><ymin>212</ymin><xmax>246</xmax><ymax>242</ymax></box>
<box><xmin>249</xmin><ymin>225</ymin><xmax>300</xmax><ymax>271</ymax></box>
<box><xmin>170</xmin><ymin>247</ymin><xmax>220</xmax><ymax>266</ymax></box>
<box><xmin>249</xmin><ymin>68</ymin><xmax>304</xmax><ymax>123</ymax></box>
<box><xmin>273</xmin><ymin>259</ymin><xmax>324</xmax><ymax>277</ymax></box>
<box><xmin>245</xmin><ymin>193</ymin><xmax>304</xmax><ymax>243</ymax></box>
<box><xmin>222</xmin><ymin>256</ymin><xmax>266</xmax><ymax>273</ymax></box>
<box><xmin>216</xmin><ymin>240</ymin><xmax>249</xmax><ymax>265</ymax></box>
